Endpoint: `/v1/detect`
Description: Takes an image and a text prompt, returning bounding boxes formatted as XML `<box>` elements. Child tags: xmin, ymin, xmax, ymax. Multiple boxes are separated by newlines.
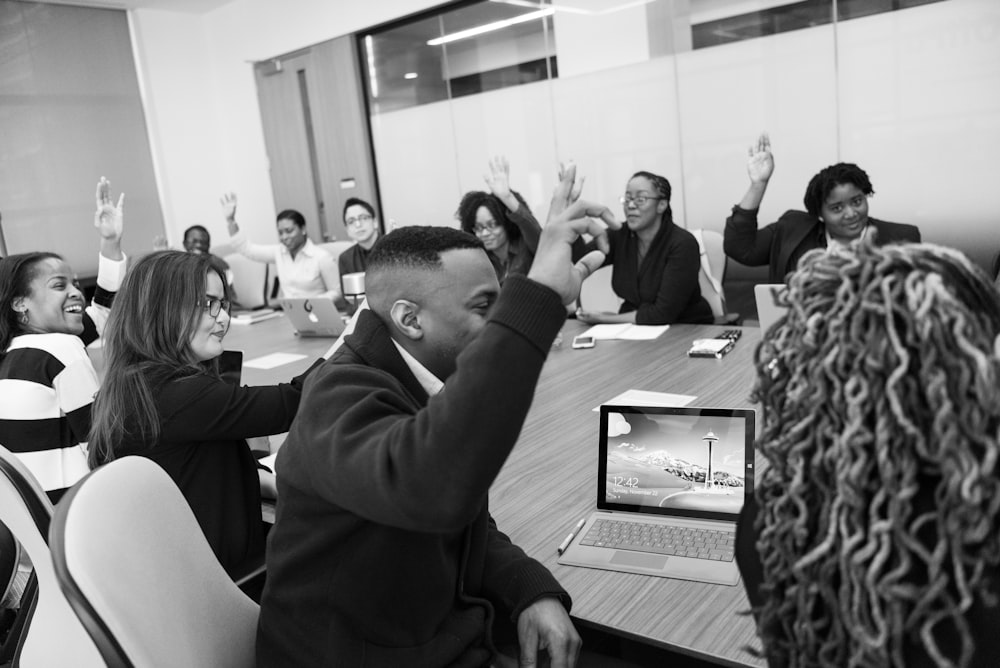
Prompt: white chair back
<box><xmin>0</xmin><ymin>445</ymin><xmax>102</xmax><ymax>666</ymax></box>
<box><xmin>318</xmin><ymin>240</ymin><xmax>355</xmax><ymax>267</ymax></box>
<box><xmin>691</xmin><ymin>228</ymin><xmax>728</xmax><ymax>317</ymax></box>
<box><xmin>578</xmin><ymin>265</ymin><xmax>622</xmax><ymax>314</ymax></box>
<box><xmin>50</xmin><ymin>456</ymin><xmax>258</xmax><ymax>668</ymax></box>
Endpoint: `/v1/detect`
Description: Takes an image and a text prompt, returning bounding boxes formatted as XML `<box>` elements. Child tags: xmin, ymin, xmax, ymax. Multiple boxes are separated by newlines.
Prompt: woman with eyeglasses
<box><xmin>221</xmin><ymin>193</ymin><xmax>341</xmax><ymax>300</ymax></box>
<box><xmin>575</xmin><ymin>170</ymin><xmax>713</xmax><ymax>326</ymax></box>
<box><xmin>88</xmin><ymin>251</ymin><xmax>335</xmax><ymax>577</ymax></box>
<box><xmin>723</xmin><ymin>132</ymin><xmax>921</xmax><ymax>283</ymax></box>
<box><xmin>457</xmin><ymin>156</ymin><xmax>541</xmax><ymax>284</ymax></box>
<box><xmin>339</xmin><ymin>197</ymin><xmax>380</xmax><ymax>292</ymax></box>
<box><xmin>0</xmin><ymin>177</ymin><xmax>126</xmax><ymax>503</ymax></box>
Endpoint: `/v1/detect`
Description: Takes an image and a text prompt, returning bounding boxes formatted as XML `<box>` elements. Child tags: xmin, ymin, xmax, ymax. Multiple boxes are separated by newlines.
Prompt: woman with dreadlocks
<box><xmin>723</xmin><ymin>133</ymin><xmax>921</xmax><ymax>283</ymax></box>
<box><xmin>736</xmin><ymin>242</ymin><xmax>1000</xmax><ymax>667</ymax></box>
<box><xmin>575</xmin><ymin>170</ymin><xmax>712</xmax><ymax>325</ymax></box>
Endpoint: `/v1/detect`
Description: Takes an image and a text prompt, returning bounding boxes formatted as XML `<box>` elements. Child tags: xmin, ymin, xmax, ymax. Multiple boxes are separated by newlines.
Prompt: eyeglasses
<box><xmin>620</xmin><ymin>194</ymin><xmax>662</xmax><ymax>207</ymax></box>
<box><xmin>473</xmin><ymin>220</ymin><xmax>502</xmax><ymax>234</ymax></box>
<box><xmin>201</xmin><ymin>296</ymin><xmax>231</xmax><ymax>318</ymax></box>
<box><xmin>346</xmin><ymin>213</ymin><xmax>373</xmax><ymax>226</ymax></box>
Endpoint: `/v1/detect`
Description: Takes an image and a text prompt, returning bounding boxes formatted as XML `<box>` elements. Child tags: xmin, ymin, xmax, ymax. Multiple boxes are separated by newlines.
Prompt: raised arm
<box><xmin>221</xmin><ymin>192</ymin><xmax>278</xmax><ymax>263</ymax></box>
<box><xmin>485</xmin><ymin>156</ymin><xmax>542</xmax><ymax>253</ymax></box>
<box><xmin>724</xmin><ymin>133</ymin><xmax>778</xmax><ymax>266</ymax></box>
<box><xmin>84</xmin><ymin>177</ymin><xmax>128</xmax><ymax>343</ymax></box>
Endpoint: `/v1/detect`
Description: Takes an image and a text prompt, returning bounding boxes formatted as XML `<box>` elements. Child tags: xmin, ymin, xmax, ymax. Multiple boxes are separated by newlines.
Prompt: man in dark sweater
<box><xmin>257</xmin><ymin>167</ymin><xmax>616</xmax><ymax>667</ymax></box>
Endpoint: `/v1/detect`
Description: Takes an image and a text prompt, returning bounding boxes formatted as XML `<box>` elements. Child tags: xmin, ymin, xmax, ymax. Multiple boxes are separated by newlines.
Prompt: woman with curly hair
<box><xmin>457</xmin><ymin>156</ymin><xmax>541</xmax><ymax>284</ymax></box>
<box><xmin>737</xmin><ymin>242</ymin><xmax>1000</xmax><ymax>667</ymax></box>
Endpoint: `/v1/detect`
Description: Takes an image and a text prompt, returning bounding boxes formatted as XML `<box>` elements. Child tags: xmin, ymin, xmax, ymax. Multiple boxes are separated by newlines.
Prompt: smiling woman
<box><xmin>0</xmin><ymin>177</ymin><xmax>126</xmax><ymax>502</ymax></box>
<box><xmin>87</xmin><ymin>251</ymin><xmax>338</xmax><ymax>579</ymax></box>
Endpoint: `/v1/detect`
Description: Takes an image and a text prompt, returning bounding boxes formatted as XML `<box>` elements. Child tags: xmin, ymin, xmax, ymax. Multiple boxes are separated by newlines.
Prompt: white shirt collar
<box><xmin>390</xmin><ymin>339</ymin><xmax>444</xmax><ymax>397</ymax></box>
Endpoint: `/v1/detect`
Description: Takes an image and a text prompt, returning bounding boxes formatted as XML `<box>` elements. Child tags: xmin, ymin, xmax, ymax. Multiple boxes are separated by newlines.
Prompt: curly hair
<box><xmin>751</xmin><ymin>242</ymin><xmax>1000</xmax><ymax>667</ymax></box>
<box><xmin>802</xmin><ymin>162</ymin><xmax>874</xmax><ymax>216</ymax></box>
<box><xmin>455</xmin><ymin>190</ymin><xmax>529</xmax><ymax>244</ymax></box>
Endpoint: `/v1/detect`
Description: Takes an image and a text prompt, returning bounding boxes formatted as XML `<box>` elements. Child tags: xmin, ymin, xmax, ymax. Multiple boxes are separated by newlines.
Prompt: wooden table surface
<box><xmin>226</xmin><ymin>314</ymin><xmax>765</xmax><ymax>667</ymax></box>
<box><xmin>489</xmin><ymin>320</ymin><xmax>764</xmax><ymax>667</ymax></box>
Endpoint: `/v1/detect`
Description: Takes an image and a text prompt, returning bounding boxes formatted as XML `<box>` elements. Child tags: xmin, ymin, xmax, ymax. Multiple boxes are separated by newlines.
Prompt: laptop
<box><xmin>754</xmin><ymin>283</ymin><xmax>789</xmax><ymax>333</ymax></box>
<box><xmin>277</xmin><ymin>297</ymin><xmax>348</xmax><ymax>338</ymax></box>
<box><xmin>557</xmin><ymin>405</ymin><xmax>755</xmax><ymax>586</ymax></box>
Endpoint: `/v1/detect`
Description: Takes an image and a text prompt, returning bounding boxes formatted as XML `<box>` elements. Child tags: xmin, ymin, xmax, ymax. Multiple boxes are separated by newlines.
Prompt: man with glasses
<box><xmin>339</xmin><ymin>197</ymin><xmax>381</xmax><ymax>292</ymax></box>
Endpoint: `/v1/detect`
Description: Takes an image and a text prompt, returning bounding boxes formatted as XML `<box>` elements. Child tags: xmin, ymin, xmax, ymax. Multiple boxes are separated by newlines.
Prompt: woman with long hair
<box><xmin>576</xmin><ymin>170</ymin><xmax>712</xmax><ymax>325</ymax></box>
<box><xmin>739</xmin><ymin>242</ymin><xmax>1000</xmax><ymax>666</ymax></box>
<box><xmin>89</xmin><ymin>250</ymin><xmax>333</xmax><ymax>576</ymax></box>
<box><xmin>0</xmin><ymin>178</ymin><xmax>125</xmax><ymax>501</ymax></box>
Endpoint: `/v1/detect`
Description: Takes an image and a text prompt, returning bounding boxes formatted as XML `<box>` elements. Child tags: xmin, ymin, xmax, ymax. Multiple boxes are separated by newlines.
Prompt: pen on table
<box><xmin>557</xmin><ymin>518</ymin><xmax>587</xmax><ymax>555</ymax></box>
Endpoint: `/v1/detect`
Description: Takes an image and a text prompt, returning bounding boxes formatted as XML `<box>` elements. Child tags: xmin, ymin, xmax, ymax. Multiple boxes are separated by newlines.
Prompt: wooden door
<box><xmin>254</xmin><ymin>51</ymin><xmax>325</xmax><ymax>243</ymax></box>
<box><xmin>254</xmin><ymin>36</ymin><xmax>380</xmax><ymax>243</ymax></box>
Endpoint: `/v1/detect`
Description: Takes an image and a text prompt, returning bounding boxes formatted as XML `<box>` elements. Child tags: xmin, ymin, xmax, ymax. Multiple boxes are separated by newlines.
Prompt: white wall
<box><xmin>130</xmin><ymin>0</ymin><xmax>442</xmax><ymax>247</ymax></box>
<box><xmin>131</xmin><ymin>0</ymin><xmax>1000</xmax><ymax>270</ymax></box>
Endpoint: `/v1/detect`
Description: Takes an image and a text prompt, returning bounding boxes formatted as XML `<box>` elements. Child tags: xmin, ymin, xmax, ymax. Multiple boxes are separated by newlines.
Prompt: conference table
<box><xmin>225</xmin><ymin>312</ymin><xmax>764</xmax><ymax>667</ymax></box>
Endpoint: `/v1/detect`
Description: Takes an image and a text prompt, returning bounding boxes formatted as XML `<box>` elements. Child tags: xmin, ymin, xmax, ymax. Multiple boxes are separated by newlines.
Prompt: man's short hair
<box><xmin>183</xmin><ymin>224</ymin><xmax>210</xmax><ymax>243</ymax></box>
<box><xmin>367</xmin><ymin>226</ymin><xmax>484</xmax><ymax>274</ymax></box>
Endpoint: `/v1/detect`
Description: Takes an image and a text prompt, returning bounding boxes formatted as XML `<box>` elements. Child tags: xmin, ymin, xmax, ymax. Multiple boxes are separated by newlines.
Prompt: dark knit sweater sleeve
<box><xmin>482</xmin><ymin>515</ymin><xmax>571</xmax><ymax>621</ymax></box>
<box><xmin>724</xmin><ymin>205</ymin><xmax>774</xmax><ymax>267</ymax></box>
<box><xmin>288</xmin><ymin>275</ymin><xmax>565</xmax><ymax>533</ymax></box>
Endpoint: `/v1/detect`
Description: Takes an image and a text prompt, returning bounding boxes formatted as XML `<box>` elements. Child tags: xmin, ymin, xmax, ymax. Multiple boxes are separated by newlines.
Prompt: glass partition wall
<box><xmin>361</xmin><ymin>0</ymin><xmax>1000</xmax><ymax>272</ymax></box>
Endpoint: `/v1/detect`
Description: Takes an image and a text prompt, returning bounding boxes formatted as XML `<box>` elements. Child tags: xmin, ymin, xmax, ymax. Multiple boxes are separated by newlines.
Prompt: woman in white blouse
<box><xmin>221</xmin><ymin>193</ymin><xmax>340</xmax><ymax>300</ymax></box>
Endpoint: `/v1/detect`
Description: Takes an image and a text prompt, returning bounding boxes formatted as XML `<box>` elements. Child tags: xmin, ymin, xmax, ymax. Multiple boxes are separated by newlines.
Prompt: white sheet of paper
<box><xmin>593</xmin><ymin>389</ymin><xmax>697</xmax><ymax>412</ymax></box>
<box><xmin>244</xmin><ymin>352</ymin><xmax>307</xmax><ymax>370</ymax></box>
<box><xmin>582</xmin><ymin>324</ymin><xmax>633</xmax><ymax>340</ymax></box>
<box><xmin>616</xmin><ymin>325</ymin><xmax>670</xmax><ymax>340</ymax></box>
<box><xmin>582</xmin><ymin>323</ymin><xmax>669</xmax><ymax>340</ymax></box>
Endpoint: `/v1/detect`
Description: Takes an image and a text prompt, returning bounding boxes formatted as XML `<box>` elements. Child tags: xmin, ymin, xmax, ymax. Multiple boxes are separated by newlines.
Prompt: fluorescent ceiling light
<box><xmin>404</xmin><ymin>72</ymin><xmax>418</xmax><ymax>80</ymax></box>
<box><xmin>427</xmin><ymin>7</ymin><xmax>555</xmax><ymax>46</ymax></box>
<box><xmin>490</xmin><ymin>0</ymin><xmax>654</xmax><ymax>16</ymax></box>
<box><xmin>364</xmin><ymin>35</ymin><xmax>378</xmax><ymax>98</ymax></box>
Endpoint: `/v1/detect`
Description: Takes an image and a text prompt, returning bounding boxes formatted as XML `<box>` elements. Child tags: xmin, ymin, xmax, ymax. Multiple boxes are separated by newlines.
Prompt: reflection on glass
<box><xmin>363</xmin><ymin>0</ymin><xmax>556</xmax><ymax>113</ymax></box>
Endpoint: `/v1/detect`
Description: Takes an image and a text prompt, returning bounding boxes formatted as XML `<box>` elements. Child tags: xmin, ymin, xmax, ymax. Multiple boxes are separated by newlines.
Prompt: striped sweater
<box><xmin>0</xmin><ymin>253</ymin><xmax>125</xmax><ymax>496</ymax></box>
<box><xmin>0</xmin><ymin>333</ymin><xmax>97</xmax><ymax>493</ymax></box>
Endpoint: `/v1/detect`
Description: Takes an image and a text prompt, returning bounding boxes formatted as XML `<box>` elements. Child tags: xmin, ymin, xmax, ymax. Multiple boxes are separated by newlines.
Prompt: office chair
<box><xmin>50</xmin><ymin>456</ymin><xmax>259</xmax><ymax>668</ymax></box>
<box><xmin>691</xmin><ymin>229</ymin><xmax>741</xmax><ymax>326</ymax></box>
<box><xmin>0</xmin><ymin>445</ymin><xmax>103</xmax><ymax>666</ymax></box>
<box><xmin>577</xmin><ymin>265</ymin><xmax>623</xmax><ymax>314</ymax></box>
<box><xmin>319</xmin><ymin>240</ymin><xmax>355</xmax><ymax>267</ymax></box>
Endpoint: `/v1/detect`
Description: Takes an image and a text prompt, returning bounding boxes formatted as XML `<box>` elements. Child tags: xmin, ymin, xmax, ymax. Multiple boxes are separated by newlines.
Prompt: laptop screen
<box><xmin>598</xmin><ymin>406</ymin><xmax>755</xmax><ymax>522</ymax></box>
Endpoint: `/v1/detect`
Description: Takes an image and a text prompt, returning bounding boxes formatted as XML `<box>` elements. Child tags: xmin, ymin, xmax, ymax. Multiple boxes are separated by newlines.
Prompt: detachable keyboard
<box><xmin>579</xmin><ymin>518</ymin><xmax>735</xmax><ymax>561</ymax></box>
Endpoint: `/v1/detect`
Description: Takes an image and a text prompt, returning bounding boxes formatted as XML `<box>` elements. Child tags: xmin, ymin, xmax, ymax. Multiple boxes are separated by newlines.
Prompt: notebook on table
<box><xmin>277</xmin><ymin>298</ymin><xmax>347</xmax><ymax>338</ymax></box>
<box><xmin>754</xmin><ymin>283</ymin><xmax>789</xmax><ymax>333</ymax></box>
<box><xmin>557</xmin><ymin>405</ymin><xmax>755</xmax><ymax>586</ymax></box>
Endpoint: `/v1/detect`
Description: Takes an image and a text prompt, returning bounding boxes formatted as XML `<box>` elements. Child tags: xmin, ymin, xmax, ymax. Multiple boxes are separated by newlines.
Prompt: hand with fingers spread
<box><xmin>94</xmin><ymin>176</ymin><xmax>124</xmax><ymax>242</ymax></box>
<box><xmin>528</xmin><ymin>163</ymin><xmax>618</xmax><ymax>305</ymax></box>
<box><xmin>94</xmin><ymin>176</ymin><xmax>125</xmax><ymax>261</ymax></box>
<box><xmin>221</xmin><ymin>192</ymin><xmax>240</xmax><ymax>235</ymax></box>
<box><xmin>516</xmin><ymin>597</ymin><xmax>581</xmax><ymax>668</ymax></box>
<box><xmin>484</xmin><ymin>155</ymin><xmax>517</xmax><ymax>210</ymax></box>
<box><xmin>747</xmin><ymin>132</ymin><xmax>774</xmax><ymax>185</ymax></box>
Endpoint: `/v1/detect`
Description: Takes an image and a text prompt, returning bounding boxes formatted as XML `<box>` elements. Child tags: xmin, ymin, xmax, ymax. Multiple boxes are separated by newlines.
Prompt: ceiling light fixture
<box><xmin>404</xmin><ymin>72</ymin><xmax>418</xmax><ymax>80</ymax></box>
<box><xmin>427</xmin><ymin>7</ymin><xmax>555</xmax><ymax>46</ymax></box>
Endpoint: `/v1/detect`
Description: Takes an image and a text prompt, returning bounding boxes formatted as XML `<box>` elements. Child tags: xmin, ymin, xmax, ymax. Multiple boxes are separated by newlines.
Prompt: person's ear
<box><xmin>656</xmin><ymin>199</ymin><xmax>668</xmax><ymax>215</ymax></box>
<box><xmin>11</xmin><ymin>296</ymin><xmax>27</xmax><ymax>314</ymax></box>
<box><xmin>389</xmin><ymin>300</ymin><xmax>422</xmax><ymax>341</ymax></box>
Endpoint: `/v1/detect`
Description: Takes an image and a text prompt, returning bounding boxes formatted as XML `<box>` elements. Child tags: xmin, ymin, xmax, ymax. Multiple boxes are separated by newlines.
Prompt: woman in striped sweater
<box><xmin>0</xmin><ymin>178</ymin><xmax>126</xmax><ymax>502</ymax></box>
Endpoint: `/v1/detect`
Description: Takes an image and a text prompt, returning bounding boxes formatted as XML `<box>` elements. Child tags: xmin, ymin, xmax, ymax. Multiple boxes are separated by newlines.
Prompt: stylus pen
<box><xmin>557</xmin><ymin>518</ymin><xmax>587</xmax><ymax>555</ymax></box>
